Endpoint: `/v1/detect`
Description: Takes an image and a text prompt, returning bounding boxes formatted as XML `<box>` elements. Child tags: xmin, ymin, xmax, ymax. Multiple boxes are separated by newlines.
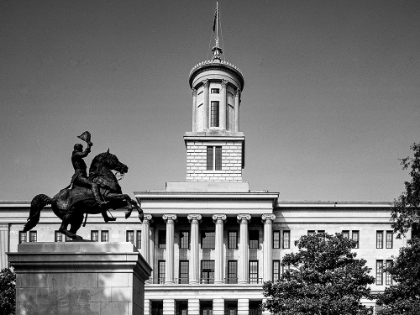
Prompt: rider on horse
<box><xmin>70</xmin><ymin>133</ymin><xmax>108</xmax><ymax>208</ymax></box>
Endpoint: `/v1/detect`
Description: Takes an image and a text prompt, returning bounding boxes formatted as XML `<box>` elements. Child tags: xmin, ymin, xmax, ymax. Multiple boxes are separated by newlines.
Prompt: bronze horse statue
<box><xmin>23</xmin><ymin>150</ymin><xmax>143</xmax><ymax>240</ymax></box>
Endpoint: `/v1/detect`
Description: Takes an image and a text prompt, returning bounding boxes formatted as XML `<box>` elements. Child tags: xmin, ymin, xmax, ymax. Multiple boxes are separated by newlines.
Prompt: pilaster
<box><xmin>192</xmin><ymin>89</ymin><xmax>197</xmax><ymax>132</ymax></box>
<box><xmin>188</xmin><ymin>299</ymin><xmax>200</xmax><ymax>315</ymax></box>
<box><xmin>213</xmin><ymin>298</ymin><xmax>224</xmax><ymax>315</ymax></box>
<box><xmin>220</xmin><ymin>80</ymin><xmax>228</xmax><ymax>129</ymax></box>
<box><xmin>234</xmin><ymin>89</ymin><xmax>240</xmax><ymax>132</ymax></box>
<box><xmin>163</xmin><ymin>299</ymin><xmax>175</xmax><ymax>315</ymax></box>
<box><xmin>238</xmin><ymin>299</ymin><xmax>249</xmax><ymax>315</ymax></box>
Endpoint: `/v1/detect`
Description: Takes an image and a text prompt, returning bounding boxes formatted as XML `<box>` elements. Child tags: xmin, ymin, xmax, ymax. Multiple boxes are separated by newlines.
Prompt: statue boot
<box><xmin>92</xmin><ymin>183</ymin><xmax>109</xmax><ymax>209</ymax></box>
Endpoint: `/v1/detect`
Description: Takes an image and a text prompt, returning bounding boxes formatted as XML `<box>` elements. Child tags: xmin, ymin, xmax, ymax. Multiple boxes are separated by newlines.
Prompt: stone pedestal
<box><xmin>8</xmin><ymin>242</ymin><xmax>152</xmax><ymax>315</ymax></box>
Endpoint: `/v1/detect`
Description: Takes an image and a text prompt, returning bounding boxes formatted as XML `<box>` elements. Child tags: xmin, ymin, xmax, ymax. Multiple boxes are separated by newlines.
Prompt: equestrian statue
<box><xmin>23</xmin><ymin>131</ymin><xmax>143</xmax><ymax>240</ymax></box>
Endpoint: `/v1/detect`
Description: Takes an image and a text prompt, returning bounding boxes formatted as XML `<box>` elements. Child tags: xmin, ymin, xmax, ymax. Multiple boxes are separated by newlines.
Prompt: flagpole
<box><xmin>215</xmin><ymin>1</ymin><xmax>219</xmax><ymax>48</ymax></box>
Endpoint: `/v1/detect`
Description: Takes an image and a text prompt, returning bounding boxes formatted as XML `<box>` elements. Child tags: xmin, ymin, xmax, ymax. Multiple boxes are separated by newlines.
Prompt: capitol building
<box><xmin>0</xmin><ymin>14</ymin><xmax>410</xmax><ymax>315</ymax></box>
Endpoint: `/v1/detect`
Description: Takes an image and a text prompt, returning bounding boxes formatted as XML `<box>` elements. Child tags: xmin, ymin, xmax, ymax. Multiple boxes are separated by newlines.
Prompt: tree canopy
<box><xmin>0</xmin><ymin>268</ymin><xmax>16</xmax><ymax>315</ymax></box>
<box><xmin>391</xmin><ymin>142</ymin><xmax>420</xmax><ymax>237</ymax></box>
<box><xmin>376</xmin><ymin>143</ymin><xmax>420</xmax><ymax>314</ymax></box>
<box><xmin>262</xmin><ymin>233</ymin><xmax>374</xmax><ymax>315</ymax></box>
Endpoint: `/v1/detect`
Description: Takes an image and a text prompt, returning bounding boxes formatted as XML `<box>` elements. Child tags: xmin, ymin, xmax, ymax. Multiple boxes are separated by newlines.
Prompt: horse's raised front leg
<box><xmin>100</xmin><ymin>193</ymin><xmax>132</xmax><ymax>222</ymax></box>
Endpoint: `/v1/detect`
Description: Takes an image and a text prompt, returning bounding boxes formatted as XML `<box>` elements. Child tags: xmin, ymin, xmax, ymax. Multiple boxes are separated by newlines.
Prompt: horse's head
<box><xmin>103</xmin><ymin>150</ymin><xmax>129</xmax><ymax>174</ymax></box>
<box><xmin>91</xmin><ymin>150</ymin><xmax>129</xmax><ymax>175</ymax></box>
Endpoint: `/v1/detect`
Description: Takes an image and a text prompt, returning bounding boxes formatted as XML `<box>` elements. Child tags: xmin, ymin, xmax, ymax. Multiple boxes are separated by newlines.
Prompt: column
<box><xmin>220</xmin><ymin>80</ymin><xmax>228</xmax><ymax>129</ymax></box>
<box><xmin>203</xmin><ymin>80</ymin><xmax>209</xmax><ymax>129</ymax></box>
<box><xmin>141</xmin><ymin>214</ymin><xmax>153</xmax><ymax>263</ymax></box>
<box><xmin>188</xmin><ymin>214</ymin><xmax>202</xmax><ymax>284</ymax></box>
<box><xmin>213</xmin><ymin>298</ymin><xmax>224</xmax><ymax>315</ymax></box>
<box><xmin>234</xmin><ymin>89</ymin><xmax>241</xmax><ymax>132</ymax></box>
<box><xmin>188</xmin><ymin>299</ymin><xmax>200</xmax><ymax>315</ymax></box>
<box><xmin>163</xmin><ymin>299</ymin><xmax>175</xmax><ymax>315</ymax></box>
<box><xmin>238</xmin><ymin>299</ymin><xmax>249</xmax><ymax>315</ymax></box>
<box><xmin>163</xmin><ymin>214</ymin><xmax>177</xmax><ymax>284</ymax></box>
<box><xmin>192</xmin><ymin>88</ymin><xmax>197</xmax><ymax>132</ymax></box>
<box><xmin>0</xmin><ymin>224</ymin><xmax>9</xmax><ymax>270</ymax></box>
<box><xmin>262</xmin><ymin>214</ymin><xmax>276</xmax><ymax>282</ymax></box>
<box><xmin>237</xmin><ymin>214</ymin><xmax>251</xmax><ymax>284</ymax></box>
<box><xmin>212</xmin><ymin>214</ymin><xmax>227</xmax><ymax>284</ymax></box>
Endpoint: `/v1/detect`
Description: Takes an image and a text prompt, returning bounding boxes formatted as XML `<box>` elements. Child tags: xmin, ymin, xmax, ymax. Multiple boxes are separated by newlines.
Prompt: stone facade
<box><xmin>186</xmin><ymin>140</ymin><xmax>243</xmax><ymax>182</ymax></box>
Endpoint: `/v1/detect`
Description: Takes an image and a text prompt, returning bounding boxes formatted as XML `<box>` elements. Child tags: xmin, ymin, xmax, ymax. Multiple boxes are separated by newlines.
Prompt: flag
<box><xmin>212</xmin><ymin>7</ymin><xmax>218</xmax><ymax>32</ymax></box>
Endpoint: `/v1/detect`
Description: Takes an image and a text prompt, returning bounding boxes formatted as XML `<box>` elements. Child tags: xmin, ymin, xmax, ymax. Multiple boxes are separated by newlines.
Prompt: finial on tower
<box><xmin>212</xmin><ymin>1</ymin><xmax>223</xmax><ymax>61</ymax></box>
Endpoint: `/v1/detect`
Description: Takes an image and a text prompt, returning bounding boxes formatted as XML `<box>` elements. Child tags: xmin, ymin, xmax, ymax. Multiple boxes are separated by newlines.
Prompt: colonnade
<box><xmin>141</xmin><ymin>213</ymin><xmax>276</xmax><ymax>284</ymax></box>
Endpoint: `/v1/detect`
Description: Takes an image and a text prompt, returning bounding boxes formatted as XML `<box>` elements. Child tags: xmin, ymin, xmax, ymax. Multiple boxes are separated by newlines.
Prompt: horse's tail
<box><xmin>23</xmin><ymin>194</ymin><xmax>52</xmax><ymax>232</ymax></box>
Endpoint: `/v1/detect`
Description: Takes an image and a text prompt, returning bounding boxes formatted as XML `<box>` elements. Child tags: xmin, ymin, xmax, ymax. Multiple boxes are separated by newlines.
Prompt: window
<box><xmin>385</xmin><ymin>260</ymin><xmax>393</xmax><ymax>285</ymax></box>
<box><xmin>91</xmin><ymin>230</ymin><xmax>99</xmax><ymax>242</ymax></box>
<box><xmin>386</xmin><ymin>231</ymin><xmax>393</xmax><ymax>249</ymax></box>
<box><xmin>201</xmin><ymin>231</ymin><xmax>215</xmax><ymax>249</ymax></box>
<box><xmin>136</xmin><ymin>231</ymin><xmax>141</xmax><ymax>249</ymax></box>
<box><xmin>249</xmin><ymin>261</ymin><xmax>259</xmax><ymax>284</ymax></box>
<box><xmin>210</xmin><ymin>101</ymin><xmax>219</xmax><ymax>127</ymax></box>
<box><xmin>273</xmin><ymin>231</ymin><xmax>280</xmax><ymax>249</ymax></box>
<box><xmin>158</xmin><ymin>260</ymin><xmax>165</xmax><ymax>284</ymax></box>
<box><xmin>180</xmin><ymin>231</ymin><xmax>189</xmax><ymax>249</ymax></box>
<box><xmin>307</xmin><ymin>230</ymin><xmax>315</xmax><ymax>236</ymax></box>
<box><xmin>283</xmin><ymin>230</ymin><xmax>290</xmax><ymax>249</ymax></box>
<box><xmin>249</xmin><ymin>230</ymin><xmax>259</xmax><ymax>249</ymax></box>
<box><xmin>376</xmin><ymin>231</ymin><xmax>384</xmax><ymax>249</ymax></box>
<box><xmin>19</xmin><ymin>231</ymin><xmax>27</xmax><ymax>244</ymax></box>
<box><xmin>342</xmin><ymin>230</ymin><xmax>350</xmax><ymax>238</ymax></box>
<box><xmin>273</xmin><ymin>260</ymin><xmax>280</xmax><ymax>282</ymax></box>
<box><xmin>54</xmin><ymin>231</ymin><xmax>62</xmax><ymax>242</ymax></box>
<box><xmin>158</xmin><ymin>230</ymin><xmax>166</xmax><ymax>249</ymax></box>
<box><xmin>249</xmin><ymin>301</ymin><xmax>262</xmax><ymax>315</ymax></box>
<box><xmin>225</xmin><ymin>301</ymin><xmax>238</xmax><ymax>315</ymax></box>
<box><xmin>177</xmin><ymin>301</ymin><xmax>188</xmax><ymax>315</ymax></box>
<box><xmin>352</xmin><ymin>231</ymin><xmax>359</xmax><ymax>249</ymax></box>
<box><xmin>228</xmin><ymin>231</ymin><xmax>237</xmax><ymax>249</ymax></box>
<box><xmin>376</xmin><ymin>260</ymin><xmax>383</xmax><ymax>285</ymax></box>
<box><xmin>201</xmin><ymin>260</ymin><xmax>215</xmax><ymax>284</ymax></box>
<box><xmin>179</xmin><ymin>260</ymin><xmax>189</xmax><ymax>284</ymax></box>
<box><xmin>151</xmin><ymin>301</ymin><xmax>163</xmax><ymax>315</ymax></box>
<box><xmin>211</xmin><ymin>88</ymin><xmax>220</xmax><ymax>94</ymax></box>
<box><xmin>282</xmin><ymin>263</ymin><xmax>290</xmax><ymax>275</ymax></box>
<box><xmin>101</xmin><ymin>230</ymin><xmax>109</xmax><ymax>242</ymax></box>
<box><xmin>126</xmin><ymin>230</ymin><xmax>134</xmax><ymax>244</ymax></box>
<box><xmin>29</xmin><ymin>231</ymin><xmax>37</xmax><ymax>242</ymax></box>
<box><xmin>201</xmin><ymin>302</ymin><xmax>213</xmax><ymax>315</ymax></box>
<box><xmin>207</xmin><ymin>146</ymin><xmax>222</xmax><ymax>171</ymax></box>
<box><xmin>227</xmin><ymin>260</ymin><xmax>237</xmax><ymax>284</ymax></box>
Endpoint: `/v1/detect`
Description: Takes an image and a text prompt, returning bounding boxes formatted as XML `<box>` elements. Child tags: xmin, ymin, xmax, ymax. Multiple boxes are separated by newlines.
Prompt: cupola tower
<box><xmin>184</xmin><ymin>4</ymin><xmax>245</xmax><ymax>182</ymax></box>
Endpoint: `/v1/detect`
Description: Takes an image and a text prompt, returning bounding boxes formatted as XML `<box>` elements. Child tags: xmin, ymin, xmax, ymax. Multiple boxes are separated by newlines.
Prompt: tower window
<box><xmin>211</xmin><ymin>88</ymin><xmax>220</xmax><ymax>94</ymax></box>
<box><xmin>207</xmin><ymin>146</ymin><xmax>222</xmax><ymax>171</ymax></box>
<box><xmin>210</xmin><ymin>101</ymin><xmax>219</xmax><ymax>127</ymax></box>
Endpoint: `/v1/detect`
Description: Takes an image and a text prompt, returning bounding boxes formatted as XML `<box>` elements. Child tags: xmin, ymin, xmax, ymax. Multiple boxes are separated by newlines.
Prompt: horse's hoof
<box><xmin>104</xmin><ymin>217</ymin><xmax>116</xmax><ymax>223</ymax></box>
<box><xmin>74</xmin><ymin>235</ymin><xmax>83</xmax><ymax>241</ymax></box>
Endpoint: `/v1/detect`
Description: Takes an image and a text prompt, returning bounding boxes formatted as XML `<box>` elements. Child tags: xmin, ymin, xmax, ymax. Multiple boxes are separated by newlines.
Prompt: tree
<box><xmin>376</xmin><ymin>238</ymin><xmax>420</xmax><ymax>315</ymax></box>
<box><xmin>0</xmin><ymin>268</ymin><xmax>16</xmax><ymax>315</ymax></box>
<box><xmin>376</xmin><ymin>143</ymin><xmax>420</xmax><ymax>314</ymax></box>
<box><xmin>391</xmin><ymin>142</ymin><xmax>420</xmax><ymax>238</ymax></box>
<box><xmin>262</xmin><ymin>233</ymin><xmax>375</xmax><ymax>315</ymax></box>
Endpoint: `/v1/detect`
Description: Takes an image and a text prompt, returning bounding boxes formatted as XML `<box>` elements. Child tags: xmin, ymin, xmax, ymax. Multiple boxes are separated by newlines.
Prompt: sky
<box><xmin>0</xmin><ymin>0</ymin><xmax>419</xmax><ymax>202</ymax></box>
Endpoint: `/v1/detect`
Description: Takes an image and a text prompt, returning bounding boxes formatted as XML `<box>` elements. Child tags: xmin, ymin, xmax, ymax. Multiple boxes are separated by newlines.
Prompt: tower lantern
<box><xmin>184</xmin><ymin>4</ymin><xmax>245</xmax><ymax>182</ymax></box>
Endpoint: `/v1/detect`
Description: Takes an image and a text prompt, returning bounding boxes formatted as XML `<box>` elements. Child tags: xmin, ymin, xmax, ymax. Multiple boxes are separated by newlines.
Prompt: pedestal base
<box><xmin>8</xmin><ymin>242</ymin><xmax>151</xmax><ymax>315</ymax></box>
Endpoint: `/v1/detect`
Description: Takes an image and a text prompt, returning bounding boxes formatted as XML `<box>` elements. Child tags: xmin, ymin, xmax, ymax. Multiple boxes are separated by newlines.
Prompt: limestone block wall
<box><xmin>186</xmin><ymin>140</ymin><xmax>243</xmax><ymax>182</ymax></box>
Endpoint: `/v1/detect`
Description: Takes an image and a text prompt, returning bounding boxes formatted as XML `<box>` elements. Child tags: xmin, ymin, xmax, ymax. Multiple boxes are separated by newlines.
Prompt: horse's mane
<box><xmin>89</xmin><ymin>151</ymin><xmax>115</xmax><ymax>175</ymax></box>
